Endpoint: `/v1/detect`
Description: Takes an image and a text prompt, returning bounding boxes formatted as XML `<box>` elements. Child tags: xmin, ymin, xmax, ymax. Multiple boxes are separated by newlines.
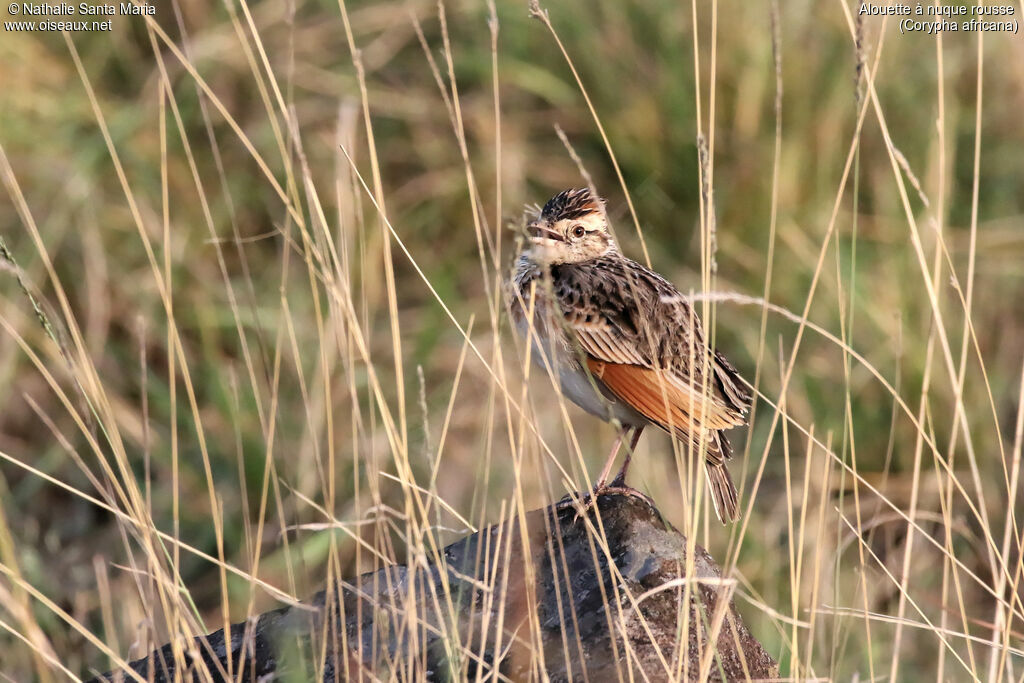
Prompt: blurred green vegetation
<box><xmin>1</xmin><ymin>0</ymin><xmax>1023</xmax><ymax>678</ymax></box>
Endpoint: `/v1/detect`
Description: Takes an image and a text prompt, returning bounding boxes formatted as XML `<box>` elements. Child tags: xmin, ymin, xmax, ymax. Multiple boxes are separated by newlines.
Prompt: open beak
<box><xmin>526</xmin><ymin>222</ymin><xmax>564</xmax><ymax>243</ymax></box>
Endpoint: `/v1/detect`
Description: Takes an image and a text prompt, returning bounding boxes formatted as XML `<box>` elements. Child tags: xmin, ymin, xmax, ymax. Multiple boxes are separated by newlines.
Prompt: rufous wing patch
<box><xmin>586</xmin><ymin>359</ymin><xmax>742</xmax><ymax>436</ymax></box>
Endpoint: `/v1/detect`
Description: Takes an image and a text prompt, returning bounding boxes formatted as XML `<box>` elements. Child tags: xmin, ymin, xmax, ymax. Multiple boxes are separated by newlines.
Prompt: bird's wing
<box><xmin>586</xmin><ymin>360</ymin><xmax>741</xmax><ymax>460</ymax></box>
<box><xmin>561</xmin><ymin>309</ymin><xmax>648</xmax><ymax>366</ymax></box>
<box><xmin>711</xmin><ymin>347</ymin><xmax>752</xmax><ymax>416</ymax></box>
<box><xmin>552</xmin><ymin>258</ymin><xmax>749</xmax><ymax>444</ymax></box>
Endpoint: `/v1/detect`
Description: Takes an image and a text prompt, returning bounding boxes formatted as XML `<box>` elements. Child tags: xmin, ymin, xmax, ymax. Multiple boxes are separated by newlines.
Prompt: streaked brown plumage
<box><xmin>510</xmin><ymin>188</ymin><xmax>751</xmax><ymax>522</ymax></box>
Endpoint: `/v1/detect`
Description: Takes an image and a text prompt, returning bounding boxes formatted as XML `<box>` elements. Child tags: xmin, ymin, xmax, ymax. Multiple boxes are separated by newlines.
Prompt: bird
<box><xmin>509</xmin><ymin>188</ymin><xmax>751</xmax><ymax>522</ymax></box>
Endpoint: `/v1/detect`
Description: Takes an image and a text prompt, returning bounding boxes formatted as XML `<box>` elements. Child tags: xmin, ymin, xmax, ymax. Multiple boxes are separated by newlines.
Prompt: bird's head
<box><xmin>524</xmin><ymin>188</ymin><xmax>617</xmax><ymax>265</ymax></box>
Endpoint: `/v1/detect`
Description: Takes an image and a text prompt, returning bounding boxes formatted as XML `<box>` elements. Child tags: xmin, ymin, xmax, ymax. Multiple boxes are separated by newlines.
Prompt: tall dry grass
<box><xmin>1</xmin><ymin>0</ymin><xmax>1023</xmax><ymax>679</ymax></box>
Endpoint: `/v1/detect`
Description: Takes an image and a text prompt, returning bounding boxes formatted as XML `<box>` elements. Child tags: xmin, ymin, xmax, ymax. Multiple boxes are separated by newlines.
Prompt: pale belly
<box><xmin>513</xmin><ymin>314</ymin><xmax>647</xmax><ymax>429</ymax></box>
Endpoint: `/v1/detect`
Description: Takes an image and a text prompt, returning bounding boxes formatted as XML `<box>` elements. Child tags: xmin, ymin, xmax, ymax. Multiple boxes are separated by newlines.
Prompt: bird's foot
<box><xmin>570</xmin><ymin>481</ymin><xmax>655</xmax><ymax>522</ymax></box>
<box><xmin>609</xmin><ymin>468</ymin><xmax>628</xmax><ymax>488</ymax></box>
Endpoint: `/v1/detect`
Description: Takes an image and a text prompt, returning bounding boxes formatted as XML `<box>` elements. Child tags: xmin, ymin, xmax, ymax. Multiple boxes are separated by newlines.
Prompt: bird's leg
<box><xmin>609</xmin><ymin>426</ymin><xmax>644</xmax><ymax>487</ymax></box>
<box><xmin>594</xmin><ymin>427</ymin><xmax>628</xmax><ymax>489</ymax></box>
<box><xmin>573</xmin><ymin>426</ymin><xmax>654</xmax><ymax>521</ymax></box>
<box><xmin>573</xmin><ymin>427</ymin><xmax>655</xmax><ymax>522</ymax></box>
<box><xmin>571</xmin><ymin>428</ymin><xmax>628</xmax><ymax>521</ymax></box>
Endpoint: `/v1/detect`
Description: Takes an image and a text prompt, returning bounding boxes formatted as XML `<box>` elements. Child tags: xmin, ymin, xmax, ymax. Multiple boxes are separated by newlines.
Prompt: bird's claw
<box><xmin>571</xmin><ymin>482</ymin><xmax>654</xmax><ymax>522</ymax></box>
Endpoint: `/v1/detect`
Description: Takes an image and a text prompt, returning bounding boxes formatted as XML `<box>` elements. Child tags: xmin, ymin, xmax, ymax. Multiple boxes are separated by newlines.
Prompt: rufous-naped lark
<box><xmin>510</xmin><ymin>188</ymin><xmax>751</xmax><ymax>522</ymax></box>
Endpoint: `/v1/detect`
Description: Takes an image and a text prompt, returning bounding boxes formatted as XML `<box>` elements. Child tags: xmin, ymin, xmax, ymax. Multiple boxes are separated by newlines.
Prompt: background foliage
<box><xmin>1</xmin><ymin>0</ymin><xmax>1023</xmax><ymax>678</ymax></box>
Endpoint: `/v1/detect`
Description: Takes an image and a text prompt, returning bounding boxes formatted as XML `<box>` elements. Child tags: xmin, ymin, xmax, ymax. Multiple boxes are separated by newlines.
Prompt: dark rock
<box><xmin>90</xmin><ymin>493</ymin><xmax>777</xmax><ymax>681</ymax></box>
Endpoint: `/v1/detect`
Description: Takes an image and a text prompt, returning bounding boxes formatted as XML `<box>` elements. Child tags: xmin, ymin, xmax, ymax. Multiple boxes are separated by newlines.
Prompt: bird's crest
<box><xmin>540</xmin><ymin>188</ymin><xmax>605</xmax><ymax>222</ymax></box>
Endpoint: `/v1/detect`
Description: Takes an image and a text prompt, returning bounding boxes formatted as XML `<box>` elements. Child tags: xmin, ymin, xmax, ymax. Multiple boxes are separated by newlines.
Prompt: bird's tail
<box><xmin>674</xmin><ymin>428</ymin><xmax>740</xmax><ymax>523</ymax></box>
<box><xmin>704</xmin><ymin>459</ymin><xmax>739</xmax><ymax>524</ymax></box>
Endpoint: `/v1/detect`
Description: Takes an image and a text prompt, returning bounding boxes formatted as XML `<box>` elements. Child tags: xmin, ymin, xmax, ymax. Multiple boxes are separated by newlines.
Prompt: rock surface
<box><xmin>92</xmin><ymin>493</ymin><xmax>777</xmax><ymax>681</ymax></box>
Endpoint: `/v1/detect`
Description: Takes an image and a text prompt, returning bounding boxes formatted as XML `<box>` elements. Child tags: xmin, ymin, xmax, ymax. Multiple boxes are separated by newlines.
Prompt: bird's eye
<box><xmin>572</xmin><ymin>225</ymin><xmax>586</xmax><ymax>238</ymax></box>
